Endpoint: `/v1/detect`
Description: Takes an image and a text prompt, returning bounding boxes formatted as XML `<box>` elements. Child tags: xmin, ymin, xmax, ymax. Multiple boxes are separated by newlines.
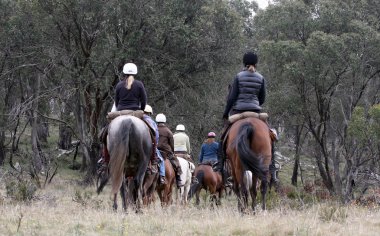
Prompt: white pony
<box><xmin>176</xmin><ymin>156</ymin><xmax>195</xmax><ymax>204</ymax></box>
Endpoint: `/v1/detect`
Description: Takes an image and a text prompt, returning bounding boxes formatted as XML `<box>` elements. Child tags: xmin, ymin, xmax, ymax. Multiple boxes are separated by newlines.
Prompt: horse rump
<box><xmin>235</xmin><ymin>122</ymin><xmax>266</xmax><ymax>181</ymax></box>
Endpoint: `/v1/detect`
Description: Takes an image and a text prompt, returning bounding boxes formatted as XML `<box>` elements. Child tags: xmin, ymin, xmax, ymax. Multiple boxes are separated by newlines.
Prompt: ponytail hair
<box><xmin>125</xmin><ymin>75</ymin><xmax>134</xmax><ymax>90</ymax></box>
<box><xmin>247</xmin><ymin>65</ymin><xmax>256</xmax><ymax>72</ymax></box>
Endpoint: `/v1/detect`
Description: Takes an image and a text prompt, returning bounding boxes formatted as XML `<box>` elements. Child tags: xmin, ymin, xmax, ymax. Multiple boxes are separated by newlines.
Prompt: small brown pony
<box><xmin>188</xmin><ymin>164</ymin><xmax>224</xmax><ymax>206</ymax></box>
<box><xmin>225</xmin><ymin>117</ymin><xmax>271</xmax><ymax>212</ymax></box>
<box><xmin>156</xmin><ymin>159</ymin><xmax>176</xmax><ymax>206</ymax></box>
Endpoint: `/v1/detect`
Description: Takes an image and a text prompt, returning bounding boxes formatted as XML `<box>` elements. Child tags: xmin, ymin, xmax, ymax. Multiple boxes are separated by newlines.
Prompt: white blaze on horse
<box><xmin>176</xmin><ymin>156</ymin><xmax>195</xmax><ymax>204</ymax></box>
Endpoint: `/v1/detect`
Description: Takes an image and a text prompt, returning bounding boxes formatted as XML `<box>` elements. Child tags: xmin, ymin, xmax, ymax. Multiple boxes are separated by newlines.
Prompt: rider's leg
<box><xmin>169</xmin><ymin>154</ymin><xmax>182</xmax><ymax>186</ymax></box>
<box><xmin>157</xmin><ymin>149</ymin><xmax>166</xmax><ymax>184</ymax></box>
<box><xmin>142</xmin><ymin>115</ymin><xmax>160</xmax><ymax>164</ymax></box>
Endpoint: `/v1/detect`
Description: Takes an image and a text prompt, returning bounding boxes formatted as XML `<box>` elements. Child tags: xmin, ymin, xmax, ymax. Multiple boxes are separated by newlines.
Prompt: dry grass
<box><xmin>1</xmin><ymin>172</ymin><xmax>380</xmax><ymax>236</ymax></box>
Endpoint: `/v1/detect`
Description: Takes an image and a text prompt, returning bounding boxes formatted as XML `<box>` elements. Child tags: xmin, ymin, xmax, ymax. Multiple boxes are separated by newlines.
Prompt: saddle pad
<box><xmin>106</xmin><ymin>109</ymin><xmax>144</xmax><ymax>121</ymax></box>
<box><xmin>228</xmin><ymin>111</ymin><xmax>268</xmax><ymax>124</ymax></box>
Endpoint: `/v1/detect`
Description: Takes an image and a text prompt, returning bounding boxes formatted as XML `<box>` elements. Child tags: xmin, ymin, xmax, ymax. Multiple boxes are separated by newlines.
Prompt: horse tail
<box><xmin>109</xmin><ymin>118</ymin><xmax>132</xmax><ymax>195</ymax></box>
<box><xmin>236</xmin><ymin>122</ymin><xmax>266</xmax><ymax>180</ymax></box>
<box><xmin>188</xmin><ymin>171</ymin><xmax>204</xmax><ymax>200</ymax></box>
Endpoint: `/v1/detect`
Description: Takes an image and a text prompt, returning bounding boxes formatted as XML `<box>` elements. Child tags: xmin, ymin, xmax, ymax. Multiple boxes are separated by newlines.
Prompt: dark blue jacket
<box><xmin>199</xmin><ymin>141</ymin><xmax>219</xmax><ymax>163</ymax></box>
<box><xmin>223</xmin><ymin>69</ymin><xmax>266</xmax><ymax>118</ymax></box>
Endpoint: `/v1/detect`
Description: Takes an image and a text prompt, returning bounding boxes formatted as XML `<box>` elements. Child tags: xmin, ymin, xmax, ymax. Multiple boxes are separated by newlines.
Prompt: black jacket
<box><xmin>223</xmin><ymin>69</ymin><xmax>266</xmax><ymax>118</ymax></box>
<box><xmin>115</xmin><ymin>79</ymin><xmax>147</xmax><ymax>111</ymax></box>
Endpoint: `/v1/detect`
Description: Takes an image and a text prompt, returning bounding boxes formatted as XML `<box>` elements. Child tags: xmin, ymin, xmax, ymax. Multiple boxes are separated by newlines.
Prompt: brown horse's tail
<box><xmin>188</xmin><ymin>171</ymin><xmax>204</xmax><ymax>200</ymax></box>
<box><xmin>109</xmin><ymin>119</ymin><xmax>132</xmax><ymax>195</ymax></box>
<box><xmin>236</xmin><ymin>122</ymin><xmax>266</xmax><ymax>181</ymax></box>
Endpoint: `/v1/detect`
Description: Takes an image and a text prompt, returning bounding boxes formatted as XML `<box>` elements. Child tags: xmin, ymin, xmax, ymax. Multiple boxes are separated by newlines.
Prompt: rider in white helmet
<box><xmin>144</xmin><ymin>106</ymin><xmax>166</xmax><ymax>185</ymax></box>
<box><xmin>173</xmin><ymin>124</ymin><xmax>191</xmax><ymax>155</ymax></box>
<box><xmin>99</xmin><ymin>63</ymin><xmax>160</xmax><ymax>173</ymax></box>
<box><xmin>156</xmin><ymin>114</ymin><xmax>183</xmax><ymax>187</ymax></box>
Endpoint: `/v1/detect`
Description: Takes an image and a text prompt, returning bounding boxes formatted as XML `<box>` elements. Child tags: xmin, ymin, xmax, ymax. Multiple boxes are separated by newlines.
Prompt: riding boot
<box><xmin>217</xmin><ymin>119</ymin><xmax>230</xmax><ymax>172</ymax></box>
<box><xmin>159</xmin><ymin>176</ymin><xmax>166</xmax><ymax>185</ymax></box>
<box><xmin>103</xmin><ymin>146</ymin><xmax>110</xmax><ymax>164</ymax></box>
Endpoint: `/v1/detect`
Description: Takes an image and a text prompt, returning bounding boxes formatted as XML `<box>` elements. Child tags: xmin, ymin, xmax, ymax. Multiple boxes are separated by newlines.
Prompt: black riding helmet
<box><xmin>243</xmin><ymin>51</ymin><xmax>258</xmax><ymax>66</ymax></box>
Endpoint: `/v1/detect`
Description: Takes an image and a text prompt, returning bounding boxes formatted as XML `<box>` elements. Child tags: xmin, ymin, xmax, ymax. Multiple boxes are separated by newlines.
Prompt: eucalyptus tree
<box><xmin>32</xmin><ymin>0</ymin><xmax>251</xmax><ymax>181</ymax></box>
<box><xmin>254</xmin><ymin>0</ymin><xmax>380</xmax><ymax>201</ymax></box>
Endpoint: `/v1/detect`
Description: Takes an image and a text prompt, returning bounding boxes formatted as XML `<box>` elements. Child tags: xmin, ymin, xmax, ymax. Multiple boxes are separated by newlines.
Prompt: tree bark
<box><xmin>58</xmin><ymin>124</ymin><xmax>72</xmax><ymax>150</ymax></box>
<box><xmin>0</xmin><ymin>131</ymin><xmax>5</xmax><ymax>166</ymax></box>
<box><xmin>291</xmin><ymin>125</ymin><xmax>303</xmax><ymax>186</ymax></box>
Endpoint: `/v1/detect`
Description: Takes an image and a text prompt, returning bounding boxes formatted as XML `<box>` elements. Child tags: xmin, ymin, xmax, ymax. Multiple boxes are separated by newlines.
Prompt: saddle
<box><xmin>175</xmin><ymin>153</ymin><xmax>194</xmax><ymax>163</ymax></box>
<box><xmin>105</xmin><ymin>109</ymin><xmax>158</xmax><ymax>162</ymax></box>
<box><xmin>228</xmin><ymin>111</ymin><xmax>268</xmax><ymax>124</ymax></box>
<box><xmin>220</xmin><ymin>112</ymin><xmax>274</xmax><ymax>157</ymax></box>
<box><xmin>106</xmin><ymin>109</ymin><xmax>144</xmax><ymax>121</ymax></box>
<box><xmin>199</xmin><ymin>161</ymin><xmax>220</xmax><ymax>172</ymax></box>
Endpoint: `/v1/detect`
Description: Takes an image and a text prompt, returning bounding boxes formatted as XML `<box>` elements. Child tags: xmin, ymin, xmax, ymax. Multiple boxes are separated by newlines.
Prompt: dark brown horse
<box><xmin>156</xmin><ymin>159</ymin><xmax>175</xmax><ymax>206</ymax></box>
<box><xmin>225</xmin><ymin>117</ymin><xmax>272</xmax><ymax>212</ymax></box>
<box><xmin>188</xmin><ymin>164</ymin><xmax>224</xmax><ymax>206</ymax></box>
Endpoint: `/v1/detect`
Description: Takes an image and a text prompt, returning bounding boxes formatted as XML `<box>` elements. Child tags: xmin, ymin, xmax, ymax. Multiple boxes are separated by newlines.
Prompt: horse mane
<box><xmin>234</xmin><ymin>122</ymin><xmax>266</xmax><ymax>180</ymax></box>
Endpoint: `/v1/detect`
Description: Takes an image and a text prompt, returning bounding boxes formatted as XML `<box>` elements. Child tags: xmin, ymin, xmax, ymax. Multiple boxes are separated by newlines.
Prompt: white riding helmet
<box><xmin>155</xmin><ymin>113</ymin><xmax>166</xmax><ymax>123</ymax></box>
<box><xmin>122</xmin><ymin>63</ymin><xmax>138</xmax><ymax>75</ymax></box>
<box><xmin>144</xmin><ymin>105</ymin><xmax>153</xmax><ymax>114</ymax></box>
<box><xmin>176</xmin><ymin>124</ymin><xmax>185</xmax><ymax>131</ymax></box>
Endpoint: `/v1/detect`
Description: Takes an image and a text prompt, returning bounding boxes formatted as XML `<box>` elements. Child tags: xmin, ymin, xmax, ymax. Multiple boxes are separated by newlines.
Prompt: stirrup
<box><xmin>159</xmin><ymin>176</ymin><xmax>166</xmax><ymax>185</ymax></box>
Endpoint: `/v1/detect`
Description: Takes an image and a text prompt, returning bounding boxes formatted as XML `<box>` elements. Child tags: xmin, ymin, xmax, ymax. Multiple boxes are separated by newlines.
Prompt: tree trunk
<box><xmin>30</xmin><ymin>75</ymin><xmax>43</xmax><ymax>172</ymax></box>
<box><xmin>58</xmin><ymin>124</ymin><xmax>72</xmax><ymax>150</ymax></box>
<box><xmin>315</xmin><ymin>148</ymin><xmax>335</xmax><ymax>194</ymax></box>
<box><xmin>0</xmin><ymin>131</ymin><xmax>5</xmax><ymax>166</ymax></box>
<box><xmin>291</xmin><ymin>126</ymin><xmax>303</xmax><ymax>186</ymax></box>
<box><xmin>37</xmin><ymin>117</ymin><xmax>49</xmax><ymax>144</ymax></box>
<box><xmin>331</xmin><ymin>138</ymin><xmax>343</xmax><ymax>200</ymax></box>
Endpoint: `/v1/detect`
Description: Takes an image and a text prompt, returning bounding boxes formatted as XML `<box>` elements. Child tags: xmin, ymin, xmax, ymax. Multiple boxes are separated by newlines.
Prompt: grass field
<box><xmin>1</xmin><ymin>167</ymin><xmax>380</xmax><ymax>236</ymax></box>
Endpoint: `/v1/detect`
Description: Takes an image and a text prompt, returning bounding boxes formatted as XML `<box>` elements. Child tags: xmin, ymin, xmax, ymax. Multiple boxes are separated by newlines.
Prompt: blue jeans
<box><xmin>143</xmin><ymin>115</ymin><xmax>165</xmax><ymax>177</ymax></box>
<box><xmin>157</xmin><ymin>149</ymin><xmax>165</xmax><ymax>177</ymax></box>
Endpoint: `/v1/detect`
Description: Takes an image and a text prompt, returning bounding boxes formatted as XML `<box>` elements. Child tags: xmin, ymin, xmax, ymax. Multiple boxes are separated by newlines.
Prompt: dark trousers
<box><xmin>167</xmin><ymin>153</ymin><xmax>183</xmax><ymax>175</ymax></box>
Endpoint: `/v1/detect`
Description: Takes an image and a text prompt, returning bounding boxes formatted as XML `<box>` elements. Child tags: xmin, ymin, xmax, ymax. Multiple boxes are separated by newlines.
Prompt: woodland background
<box><xmin>0</xmin><ymin>0</ymin><xmax>379</xmax><ymax>206</ymax></box>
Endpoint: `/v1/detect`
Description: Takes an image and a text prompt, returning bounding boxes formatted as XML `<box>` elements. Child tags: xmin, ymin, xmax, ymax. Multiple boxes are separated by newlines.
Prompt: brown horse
<box><xmin>156</xmin><ymin>159</ymin><xmax>176</xmax><ymax>206</ymax></box>
<box><xmin>142</xmin><ymin>168</ymin><xmax>159</xmax><ymax>205</ymax></box>
<box><xmin>188</xmin><ymin>164</ymin><xmax>224</xmax><ymax>206</ymax></box>
<box><xmin>225</xmin><ymin>117</ymin><xmax>272</xmax><ymax>212</ymax></box>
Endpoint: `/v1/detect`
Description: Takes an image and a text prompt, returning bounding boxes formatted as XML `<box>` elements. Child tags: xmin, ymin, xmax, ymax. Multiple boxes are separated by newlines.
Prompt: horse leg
<box><xmin>113</xmin><ymin>193</ymin><xmax>118</xmax><ymax>211</ymax></box>
<box><xmin>135</xmin><ymin>175</ymin><xmax>145</xmax><ymax>214</ymax></box>
<box><xmin>216</xmin><ymin>188</ymin><xmax>223</xmax><ymax>206</ymax></box>
<box><xmin>251</xmin><ymin>176</ymin><xmax>258</xmax><ymax>213</ymax></box>
<box><xmin>120</xmin><ymin>180</ymin><xmax>127</xmax><ymax>212</ymax></box>
<box><xmin>241</xmin><ymin>172</ymin><xmax>249</xmax><ymax>213</ymax></box>
<box><xmin>195</xmin><ymin>189</ymin><xmax>200</xmax><ymax>205</ymax></box>
<box><xmin>261</xmin><ymin>173</ymin><xmax>269</xmax><ymax>211</ymax></box>
<box><xmin>209</xmin><ymin>194</ymin><xmax>217</xmax><ymax>208</ymax></box>
<box><xmin>233</xmin><ymin>182</ymin><xmax>244</xmax><ymax>212</ymax></box>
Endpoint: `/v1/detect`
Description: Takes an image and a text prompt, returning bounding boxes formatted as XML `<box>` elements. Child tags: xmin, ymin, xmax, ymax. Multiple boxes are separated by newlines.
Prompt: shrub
<box><xmin>5</xmin><ymin>176</ymin><xmax>38</xmax><ymax>202</ymax></box>
<box><xmin>318</xmin><ymin>204</ymin><xmax>348</xmax><ymax>223</ymax></box>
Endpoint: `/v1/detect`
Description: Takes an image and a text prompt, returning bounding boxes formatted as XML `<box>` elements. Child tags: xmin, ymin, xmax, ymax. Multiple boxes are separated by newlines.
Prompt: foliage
<box><xmin>253</xmin><ymin>0</ymin><xmax>380</xmax><ymax>201</ymax></box>
<box><xmin>4</xmin><ymin>171</ymin><xmax>38</xmax><ymax>202</ymax></box>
